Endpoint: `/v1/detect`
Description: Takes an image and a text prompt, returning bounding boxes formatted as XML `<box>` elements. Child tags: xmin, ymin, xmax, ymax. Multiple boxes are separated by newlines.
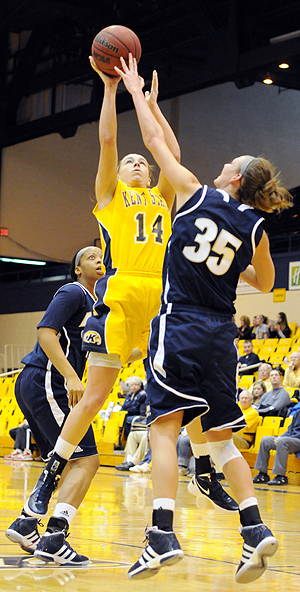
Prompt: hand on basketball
<box><xmin>89</xmin><ymin>56</ymin><xmax>121</xmax><ymax>86</ymax></box>
<box><xmin>145</xmin><ymin>70</ymin><xmax>158</xmax><ymax>107</ymax></box>
<box><xmin>114</xmin><ymin>54</ymin><xmax>144</xmax><ymax>94</ymax></box>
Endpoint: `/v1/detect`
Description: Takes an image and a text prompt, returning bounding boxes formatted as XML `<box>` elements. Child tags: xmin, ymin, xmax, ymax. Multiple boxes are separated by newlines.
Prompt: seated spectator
<box><xmin>117</xmin><ymin>380</ymin><xmax>131</xmax><ymax>399</ymax></box>
<box><xmin>250</xmin><ymin>363</ymin><xmax>272</xmax><ymax>393</ymax></box>
<box><xmin>254</xmin><ymin>315</ymin><xmax>269</xmax><ymax>339</ymax></box>
<box><xmin>233</xmin><ymin>390</ymin><xmax>260</xmax><ymax>449</ymax></box>
<box><xmin>283</xmin><ymin>351</ymin><xmax>300</xmax><ymax>389</ymax></box>
<box><xmin>238</xmin><ymin>340</ymin><xmax>260</xmax><ymax>375</ymax></box>
<box><xmin>253</xmin><ymin>368</ymin><xmax>290</xmax><ymax>417</ymax></box>
<box><xmin>249</xmin><ymin>315</ymin><xmax>258</xmax><ymax>339</ymax></box>
<box><xmin>253</xmin><ymin>408</ymin><xmax>300</xmax><ymax>485</ymax></box>
<box><xmin>237</xmin><ymin>315</ymin><xmax>253</xmax><ymax>341</ymax></box>
<box><xmin>121</xmin><ymin>376</ymin><xmax>147</xmax><ymax>441</ymax></box>
<box><xmin>129</xmin><ymin>447</ymin><xmax>152</xmax><ymax>473</ymax></box>
<box><xmin>252</xmin><ymin>380</ymin><xmax>267</xmax><ymax>405</ymax></box>
<box><xmin>4</xmin><ymin>419</ymin><xmax>33</xmax><ymax>461</ymax></box>
<box><xmin>269</xmin><ymin>312</ymin><xmax>291</xmax><ymax>339</ymax></box>
<box><xmin>115</xmin><ymin>428</ymin><xmax>149</xmax><ymax>471</ymax></box>
<box><xmin>177</xmin><ymin>428</ymin><xmax>194</xmax><ymax>476</ymax></box>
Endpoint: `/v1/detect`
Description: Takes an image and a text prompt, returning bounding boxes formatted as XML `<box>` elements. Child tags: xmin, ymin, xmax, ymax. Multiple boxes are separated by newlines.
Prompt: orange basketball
<box><xmin>91</xmin><ymin>25</ymin><xmax>142</xmax><ymax>76</ymax></box>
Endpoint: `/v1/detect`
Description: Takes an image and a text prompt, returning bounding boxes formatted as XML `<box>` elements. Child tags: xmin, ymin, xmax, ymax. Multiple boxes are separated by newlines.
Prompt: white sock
<box><xmin>191</xmin><ymin>442</ymin><xmax>209</xmax><ymax>457</ymax></box>
<box><xmin>52</xmin><ymin>503</ymin><xmax>77</xmax><ymax>526</ymax></box>
<box><xmin>54</xmin><ymin>436</ymin><xmax>77</xmax><ymax>460</ymax></box>
<box><xmin>239</xmin><ymin>497</ymin><xmax>258</xmax><ymax>512</ymax></box>
<box><xmin>153</xmin><ymin>498</ymin><xmax>175</xmax><ymax>512</ymax></box>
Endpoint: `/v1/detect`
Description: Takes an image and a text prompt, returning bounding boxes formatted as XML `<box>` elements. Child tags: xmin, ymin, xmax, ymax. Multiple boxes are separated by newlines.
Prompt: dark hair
<box><xmin>238</xmin><ymin>157</ymin><xmax>293</xmax><ymax>213</ymax></box>
<box><xmin>70</xmin><ymin>253</ymin><xmax>78</xmax><ymax>281</ymax></box>
<box><xmin>278</xmin><ymin>311</ymin><xmax>288</xmax><ymax>327</ymax></box>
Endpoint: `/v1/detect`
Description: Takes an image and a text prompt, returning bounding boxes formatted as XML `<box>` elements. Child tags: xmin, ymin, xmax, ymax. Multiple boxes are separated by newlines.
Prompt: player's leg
<box><xmin>206</xmin><ymin>428</ymin><xmax>278</xmax><ymax>584</ymax></box>
<box><xmin>23</xmin><ymin>362</ymin><xmax>119</xmax><ymax>518</ymax></box>
<box><xmin>127</xmin><ymin>411</ymin><xmax>184</xmax><ymax>580</ymax></box>
<box><xmin>34</xmin><ymin>454</ymin><xmax>99</xmax><ymax>565</ymax></box>
<box><xmin>187</xmin><ymin>416</ymin><xmax>238</xmax><ymax>512</ymax></box>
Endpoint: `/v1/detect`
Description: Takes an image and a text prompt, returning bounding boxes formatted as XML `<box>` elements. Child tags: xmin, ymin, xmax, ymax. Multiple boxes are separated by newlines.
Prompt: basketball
<box><xmin>91</xmin><ymin>25</ymin><xmax>142</xmax><ymax>76</ymax></box>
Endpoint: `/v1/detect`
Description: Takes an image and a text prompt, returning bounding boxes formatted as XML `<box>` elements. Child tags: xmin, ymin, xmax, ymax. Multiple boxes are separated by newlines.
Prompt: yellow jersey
<box><xmin>93</xmin><ymin>180</ymin><xmax>172</xmax><ymax>276</ymax></box>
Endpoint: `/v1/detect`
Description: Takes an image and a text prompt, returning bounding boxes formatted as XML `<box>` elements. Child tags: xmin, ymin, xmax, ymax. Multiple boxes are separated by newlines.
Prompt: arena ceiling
<box><xmin>1</xmin><ymin>0</ymin><xmax>300</xmax><ymax>147</ymax></box>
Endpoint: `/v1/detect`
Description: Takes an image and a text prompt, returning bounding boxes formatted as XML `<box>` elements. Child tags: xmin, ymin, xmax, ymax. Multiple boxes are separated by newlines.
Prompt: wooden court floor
<box><xmin>0</xmin><ymin>458</ymin><xmax>299</xmax><ymax>592</ymax></box>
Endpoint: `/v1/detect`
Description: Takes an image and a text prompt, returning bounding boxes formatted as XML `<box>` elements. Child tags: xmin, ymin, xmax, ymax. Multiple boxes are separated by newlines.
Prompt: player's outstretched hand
<box><xmin>114</xmin><ymin>54</ymin><xmax>144</xmax><ymax>94</ymax></box>
<box><xmin>145</xmin><ymin>70</ymin><xmax>158</xmax><ymax>107</ymax></box>
<box><xmin>89</xmin><ymin>56</ymin><xmax>120</xmax><ymax>87</ymax></box>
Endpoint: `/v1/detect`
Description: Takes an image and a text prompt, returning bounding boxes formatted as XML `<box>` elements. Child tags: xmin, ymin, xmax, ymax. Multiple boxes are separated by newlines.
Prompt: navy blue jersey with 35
<box><xmin>22</xmin><ymin>282</ymin><xmax>95</xmax><ymax>380</ymax></box>
<box><xmin>161</xmin><ymin>185</ymin><xmax>264</xmax><ymax>315</ymax></box>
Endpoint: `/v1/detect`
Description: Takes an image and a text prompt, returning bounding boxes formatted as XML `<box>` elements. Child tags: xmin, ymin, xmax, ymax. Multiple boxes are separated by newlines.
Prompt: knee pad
<box><xmin>207</xmin><ymin>438</ymin><xmax>242</xmax><ymax>472</ymax></box>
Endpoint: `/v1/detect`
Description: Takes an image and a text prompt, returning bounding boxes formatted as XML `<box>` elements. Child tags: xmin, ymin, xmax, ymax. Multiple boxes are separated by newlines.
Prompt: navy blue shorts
<box><xmin>15</xmin><ymin>366</ymin><xmax>97</xmax><ymax>460</ymax></box>
<box><xmin>146</xmin><ymin>305</ymin><xmax>246</xmax><ymax>432</ymax></box>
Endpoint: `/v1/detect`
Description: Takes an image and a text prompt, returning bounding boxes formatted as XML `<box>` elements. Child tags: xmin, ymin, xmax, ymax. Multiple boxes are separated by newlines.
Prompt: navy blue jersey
<box><xmin>161</xmin><ymin>185</ymin><xmax>264</xmax><ymax>315</ymax></box>
<box><xmin>22</xmin><ymin>282</ymin><xmax>96</xmax><ymax>380</ymax></box>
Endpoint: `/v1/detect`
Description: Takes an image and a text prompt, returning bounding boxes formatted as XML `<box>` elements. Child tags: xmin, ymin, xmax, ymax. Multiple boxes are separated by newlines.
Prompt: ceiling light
<box><xmin>279</xmin><ymin>63</ymin><xmax>289</xmax><ymax>69</ymax></box>
<box><xmin>263</xmin><ymin>75</ymin><xmax>273</xmax><ymax>85</ymax></box>
<box><xmin>0</xmin><ymin>257</ymin><xmax>46</xmax><ymax>265</ymax></box>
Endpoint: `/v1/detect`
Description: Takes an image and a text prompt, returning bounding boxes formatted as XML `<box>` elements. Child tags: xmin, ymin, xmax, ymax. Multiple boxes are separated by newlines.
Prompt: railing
<box><xmin>1</xmin><ymin>345</ymin><xmax>30</xmax><ymax>373</ymax></box>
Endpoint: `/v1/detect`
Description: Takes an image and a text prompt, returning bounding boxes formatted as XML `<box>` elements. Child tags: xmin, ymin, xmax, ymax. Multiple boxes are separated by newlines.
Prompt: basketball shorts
<box><xmin>82</xmin><ymin>271</ymin><xmax>162</xmax><ymax>366</ymax></box>
<box><xmin>15</xmin><ymin>366</ymin><xmax>97</xmax><ymax>460</ymax></box>
<box><xmin>145</xmin><ymin>304</ymin><xmax>246</xmax><ymax>432</ymax></box>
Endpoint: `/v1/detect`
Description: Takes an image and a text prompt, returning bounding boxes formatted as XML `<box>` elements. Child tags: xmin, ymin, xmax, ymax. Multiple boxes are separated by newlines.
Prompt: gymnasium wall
<box><xmin>1</xmin><ymin>80</ymin><xmax>300</xmax><ymax>263</ymax></box>
<box><xmin>1</xmin><ymin>79</ymin><xmax>300</xmax><ymax>363</ymax></box>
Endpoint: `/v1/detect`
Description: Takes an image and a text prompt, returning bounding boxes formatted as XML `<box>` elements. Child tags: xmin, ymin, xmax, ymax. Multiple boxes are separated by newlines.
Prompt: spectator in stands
<box><xmin>121</xmin><ymin>376</ymin><xmax>147</xmax><ymax>441</ymax></box>
<box><xmin>283</xmin><ymin>351</ymin><xmax>300</xmax><ymax>389</ymax></box>
<box><xmin>252</xmin><ymin>380</ymin><xmax>267</xmax><ymax>405</ymax></box>
<box><xmin>118</xmin><ymin>380</ymin><xmax>131</xmax><ymax>399</ymax></box>
<box><xmin>4</xmin><ymin>419</ymin><xmax>33</xmax><ymax>461</ymax></box>
<box><xmin>233</xmin><ymin>390</ymin><xmax>260</xmax><ymax>449</ymax></box>
<box><xmin>237</xmin><ymin>315</ymin><xmax>253</xmax><ymax>341</ymax></box>
<box><xmin>270</xmin><ymin>312</ymin><xmax>291</xmax><ymax>339</ymax></box>
<box><xmin>249</xmin><ymin>315</ymin><xmax>259</xmax><ymax>339</ymax></box>
<box><xmin>250</xmin><ymin>363</ymin><xmax>272</xmax><ymax>394</ymax></box>
<box><xmin>254</xmin><ymin>315</ymin><xmax>269</xmax><ymax>339</ymax></box>
<box><xmin>238</xmin><ymin>340</ymin><xmax>260</xmax><ymax>375</ymax></box>
<box><xmin>254</xmin><ymin>368</ymin><xmax>290</xmax><ymax>416</ymax></box>
<box><xmin>253</xmin><ymin>408</ymin><xmax>300</xmax><ymax>485</ymax></box>
<box><xmin>129</xmin><ymin>447</ymin><xmax>152</xmax><ymax>473</ymax></box>
<box><xmin>115</xmin><ymin>427</ymin><xmax>149</xmax><ymax>471</ymax></box>
<box><xmin>177</xmin><ymin>428</ymin><xmax>194</xmax><ymax>475</ymax></box>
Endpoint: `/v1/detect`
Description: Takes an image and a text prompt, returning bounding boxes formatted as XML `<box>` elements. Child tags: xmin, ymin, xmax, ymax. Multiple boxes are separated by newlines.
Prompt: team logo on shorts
<box><xmin>83</xmin><ymin>331</ymin><xmax>102</xmax><ymax>345</ymax></box>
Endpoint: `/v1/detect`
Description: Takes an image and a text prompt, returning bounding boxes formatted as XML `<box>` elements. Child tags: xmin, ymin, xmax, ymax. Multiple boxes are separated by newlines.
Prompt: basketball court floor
<box><xmin>0</xmin><ymin>458</ymin><xmax>299</xmax><ymax>592</ymax></box>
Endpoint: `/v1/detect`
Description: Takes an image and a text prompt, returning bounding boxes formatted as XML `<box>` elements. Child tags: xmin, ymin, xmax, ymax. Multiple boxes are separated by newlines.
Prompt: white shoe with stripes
<box><xmin>6</xmin><ymin>516</ymin><xmax>41</xmax><ymax>554</ymax></box>
<box><xmin>127</xmin><ymin>526</ymin><xmax>184</xmax><ymax>579</ymax></box>
<box><xmin>34</xmin><ymin>530</ymin><xmax>89</xmax><ymax>566</ymax></box>
<box><xmin>235</xmin><ymin>523</ymin><xmax>278</xmax><ymax>584</ymax></box>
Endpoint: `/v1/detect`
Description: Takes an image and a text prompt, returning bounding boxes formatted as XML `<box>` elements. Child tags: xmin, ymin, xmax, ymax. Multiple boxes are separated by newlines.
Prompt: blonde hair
<box><xmin>238</xmin><ymin>157</ymin><xmax>293</xmax><ymax>213</ymax></box>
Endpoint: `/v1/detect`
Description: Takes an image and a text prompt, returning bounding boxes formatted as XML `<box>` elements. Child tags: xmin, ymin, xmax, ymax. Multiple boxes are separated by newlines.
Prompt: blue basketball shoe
<box><xmin>5</xmin><ymin>516</ymin><xmax>41</xmax><ymax>554</ymax></box>
<box><xmin>235</xmin><ymin>523</ymin><xmax>278</xmax><ymax>583</ymax></box>
<box><xmin>127</xmin><ymin>526</ymin><xmax>184</xmax><ymax>579</ymax></box>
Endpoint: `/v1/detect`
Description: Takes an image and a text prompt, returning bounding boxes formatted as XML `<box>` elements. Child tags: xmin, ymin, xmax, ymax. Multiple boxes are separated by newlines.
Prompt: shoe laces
<box><xmin>144</xmin><ymin>525</ymin><xmax>157</xmax><ymax>542</ymax></box>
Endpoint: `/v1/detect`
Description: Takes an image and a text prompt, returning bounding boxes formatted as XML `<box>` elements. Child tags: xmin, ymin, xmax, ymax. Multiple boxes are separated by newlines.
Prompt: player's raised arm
<box><xmin>115</xmin><ymin>56</ymin><xmax>200</xmax><ymax>210</ymax></box>
<box><xmin>145</xmin><ymin>70</ymin><xmax>181</xmax><ymax>210</ymax></box>
<box><xmin>90</xmin><ymin>57</ymin><xmax>121</xmax><ymax>210</ymax></box>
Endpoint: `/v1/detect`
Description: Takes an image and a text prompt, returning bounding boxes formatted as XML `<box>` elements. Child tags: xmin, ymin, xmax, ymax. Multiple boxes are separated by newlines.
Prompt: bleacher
<box><xmin>1</xmin><ymin>327</ymin><xmax>300</xmax><ymax>476</ymax></box>
<box><xmin>0</xmin><ymin>359</ymin><xmax>146</xmax><ymax>465</ymax></box>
